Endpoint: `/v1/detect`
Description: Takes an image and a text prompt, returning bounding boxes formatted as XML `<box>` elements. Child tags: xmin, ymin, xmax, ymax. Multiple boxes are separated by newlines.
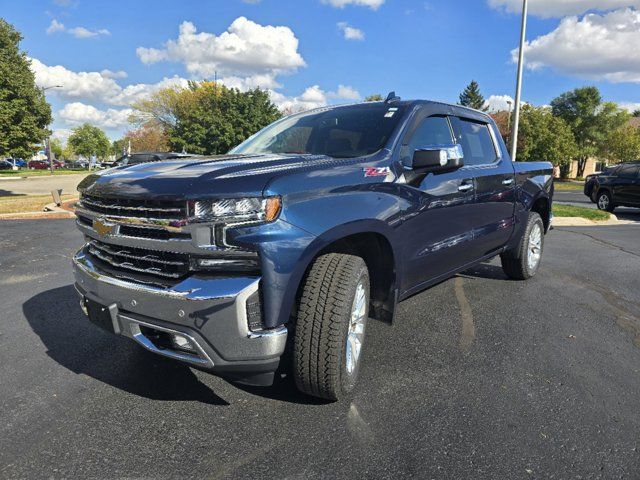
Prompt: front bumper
<box><xmin>73</xmin><ymin>249</ymin><xmax>288</xmax><ymax>378</ymax></box>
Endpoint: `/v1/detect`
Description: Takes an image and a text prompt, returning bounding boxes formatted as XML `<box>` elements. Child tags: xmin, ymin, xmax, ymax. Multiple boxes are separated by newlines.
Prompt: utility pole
<box><xmin>42</xmin><ymin>85</ymin><xmax>63</xmax><ymax>173</ymax></box>
<box><xmin>510</xmin><ymin>0</ymin><xmax>528</xmax><ymax>162</ymax></box>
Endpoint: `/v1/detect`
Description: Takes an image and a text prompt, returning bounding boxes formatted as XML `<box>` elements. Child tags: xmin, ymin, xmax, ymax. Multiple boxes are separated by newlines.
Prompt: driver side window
<box><xmin>403</xmin><ymin>116</ymin><xmax>454</xmax><ymax>164</ymax></box>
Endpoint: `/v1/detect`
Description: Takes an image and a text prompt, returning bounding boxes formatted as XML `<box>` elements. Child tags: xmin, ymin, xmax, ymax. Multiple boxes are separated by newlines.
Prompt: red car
<box><xmin>28</xmin><ymin>159</ymin><xmax>65</xmax><ymax>170</ymax></box>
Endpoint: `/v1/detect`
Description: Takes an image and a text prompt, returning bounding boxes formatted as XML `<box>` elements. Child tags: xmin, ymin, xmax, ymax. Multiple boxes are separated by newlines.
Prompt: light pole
<box><xmin>42</xmin><ymin>85</ymin><xmax>63</xmax><ymax>174</ymax></box>
<box><xmin>510</xmin><ymin>0</ymin><xmax>528</xmax><ymax>162</ymax></box>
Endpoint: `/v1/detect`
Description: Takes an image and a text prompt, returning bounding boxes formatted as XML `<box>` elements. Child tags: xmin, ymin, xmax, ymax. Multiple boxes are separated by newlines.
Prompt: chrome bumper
<box><xmin>73</xmin><ymin>249</ymin><xmax>287</xmax><ymax>373</ymax></box>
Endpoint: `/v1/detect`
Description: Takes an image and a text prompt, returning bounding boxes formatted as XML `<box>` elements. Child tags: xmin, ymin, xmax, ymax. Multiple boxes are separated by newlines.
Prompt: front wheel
<box><xmin>501</xmin><ymin>212</ymin><xmax>545</xmax><ymax>280</ymax></box>
<box><xmin>596</xmin><ymin>191</ymin><xmax>615</xmax><ymax>212</ymax></box>
<box><xmin>292</xmin><ymin>253</ymin><xmax>369</xmax><ymax>401</ymax></box>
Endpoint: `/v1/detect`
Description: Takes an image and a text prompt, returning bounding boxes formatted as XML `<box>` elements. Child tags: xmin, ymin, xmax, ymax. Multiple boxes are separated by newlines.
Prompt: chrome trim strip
<box><xmin>87</xmin><ymin>244</ymin><xmax>184</xmax><ymax>279</ymax></box>
<box><xmin>88</xmin><ymin>240</ymin><xmax>187</xmax><ymax>266</ymax></box>
<box><xmin>79</xmin><ymin>198</ymin><xmax>184</xmax><ymax>214</ymax></box>
<box><xmin>248</xmin><ymin>326</ymin><xmax>288</xmax><ymax>340</ymax></box>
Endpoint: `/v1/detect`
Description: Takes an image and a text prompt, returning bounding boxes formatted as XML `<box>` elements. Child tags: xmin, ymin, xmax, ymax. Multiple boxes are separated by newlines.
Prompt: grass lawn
<box><xmin>554</xmin><ymin>181</ymin><xmax>584</xmax><ymax>191</ymax></box>
<box><xmin>0</xmin><ymin>169</ymin><xmax>89</xmax><ymax>177</ymax></box>
<box><xmin>554</xmin><ymin>204</ymin><xmax>611</xmax><ymax>221</ymax></box>
<box><xmin>0</xmin><ymin>194</ymin><xmax>77</xmax><ymax>214</ymax></box>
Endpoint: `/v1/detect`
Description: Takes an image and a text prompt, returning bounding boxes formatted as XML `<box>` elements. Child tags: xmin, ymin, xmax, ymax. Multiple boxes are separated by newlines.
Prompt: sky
<box><xmin>2</xmin><ymin>0</ymin><xmax>640</xmax><ymax>141</ymax></box>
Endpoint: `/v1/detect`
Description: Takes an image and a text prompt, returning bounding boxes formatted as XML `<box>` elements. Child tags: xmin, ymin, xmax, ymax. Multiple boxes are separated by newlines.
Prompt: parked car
<box><xmin>73</xmin><ymin>96</ymin><xmax>554</xmax><ymax>401</ymax></box>
<box><xmin>27</xmin><ymin>159</ymin><xmax>64</xmax><ymax>170</ymax></box>
<box><xmin>113</xmin><ymin>152</ymin><xmax>196</xmax><ymax>168</ymax></box>
<box><xmin>585</xmin><ymin>161</ymin><xmax>640</xmax><ymax>211</ymax></box>
<box><xmin>0</xmin><ymin>159</ymin><xmax>14</xmax><ymax>170</ymax></box>
<box><xmin>13</xmin><ymin>158</ymin><xmax>27</xmax><ymax>168</ymax></box>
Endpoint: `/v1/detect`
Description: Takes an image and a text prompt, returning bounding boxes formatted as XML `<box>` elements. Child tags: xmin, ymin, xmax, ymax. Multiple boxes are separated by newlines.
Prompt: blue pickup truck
<box><xmin>73</xmin><ymin>96</ymin><xmax>553</xmax><ymax>401</ymax></box>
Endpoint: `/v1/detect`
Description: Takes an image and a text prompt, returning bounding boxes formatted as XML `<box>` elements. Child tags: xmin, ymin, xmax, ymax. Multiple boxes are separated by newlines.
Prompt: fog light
<box><xmin>171</xmin><ymin>334</ymin><xmax>195</xmax><ymax>352</ymax></box>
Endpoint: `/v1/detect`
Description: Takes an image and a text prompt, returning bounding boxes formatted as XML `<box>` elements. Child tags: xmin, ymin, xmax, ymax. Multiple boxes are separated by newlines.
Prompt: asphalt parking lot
<box><xmin>1</xmin><ymin>219</ymin><xmax>639</xmax><ymax>479</ymax></box>
<box><xmin>0</xmin><ymin>173</ymin><xmax>89</xmax><ymax>197</ymax></box>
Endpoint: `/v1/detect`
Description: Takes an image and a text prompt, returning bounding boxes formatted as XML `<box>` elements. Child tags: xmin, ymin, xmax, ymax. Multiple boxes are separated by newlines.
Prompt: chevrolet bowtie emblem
<box><xmin>93</xmin><ymin>218</ymin><xmax>117</xmax><ymax>236</ymax></box>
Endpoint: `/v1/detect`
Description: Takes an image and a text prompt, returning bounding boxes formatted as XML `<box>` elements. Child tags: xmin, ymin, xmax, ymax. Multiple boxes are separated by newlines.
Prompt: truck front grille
<box><xmin>87</xmin><ymin>239</ymin><xmax>190</xmax><ymax>280</ymax></box>
<box><xmin>78</xmin><ymin>194</ymin><xmax>187</xmax><ymax>221</ymax></box>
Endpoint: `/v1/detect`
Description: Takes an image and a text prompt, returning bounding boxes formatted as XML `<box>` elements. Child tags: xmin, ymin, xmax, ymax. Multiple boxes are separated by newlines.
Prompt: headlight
<box><xmin>188</xmin><ymin>197</ymin><xmax>281</xmax><ymax>224</ymax></box>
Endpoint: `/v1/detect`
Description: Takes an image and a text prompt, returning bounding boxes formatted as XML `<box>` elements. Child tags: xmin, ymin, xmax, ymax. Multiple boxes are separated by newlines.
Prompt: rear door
<box><xmin>613</xmin><ymin>165</ymin><xmax>640</xmax><ymax>205</ymax></box>
<box><xmin>450</xmin><ymin>116</ymin><xmax>516</xmax><ymax>259</ymax></box>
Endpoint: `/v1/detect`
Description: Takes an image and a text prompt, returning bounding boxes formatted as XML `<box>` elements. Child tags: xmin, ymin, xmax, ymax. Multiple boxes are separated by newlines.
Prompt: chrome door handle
<box><xmin>502</xmin><ymin>178</ymin><xmax>515</xmax><ymax>186</ymax></box>
<box><xmin>458</xmin><ymin>184</ymin><xmax>474</xmax><ymax>192</ymax></box>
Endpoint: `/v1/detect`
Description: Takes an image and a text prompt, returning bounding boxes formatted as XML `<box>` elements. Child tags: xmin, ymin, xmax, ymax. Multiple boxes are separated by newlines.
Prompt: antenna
<box><xmin>385</xmin><ymin>91</ymin><xmax>401</xmax><ymax>104</ymax></box>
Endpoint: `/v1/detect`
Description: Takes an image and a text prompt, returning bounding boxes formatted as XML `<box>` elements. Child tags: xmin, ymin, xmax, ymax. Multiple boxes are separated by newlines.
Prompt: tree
<box><xmin>364</xmin><ymin>94</ymin><xmax>384</xmax><ymax>102</ymax></box>
<box><xmin>49</xmin><ymin>137</ymin><xmax>63</xmax><ymax>159</ymax></box>
<box><xmin>111</xmin><ymin>139</ymin><xmax>125</xmax><ymax>157</ymax></box>
<box><xmin>132</xmin><ymin>81</ymin><xmax>281</xmax><ymax>155</ymax></box>
<box><xmin>459</xmin><ymin>80</ymin><xmax>488</xmax><ymax>111</ymax></box>
<box><xmin>0</xmin><ymin>20</ymin><xmax>52</xmax><ymax>158</ymax></box>
<box><xmin>602</xmin><ymin>124</ymin><xmax>640</xmax><ymax>164</ymax></box>
<box><xmin>551</xmin><ymin>87</ymin><xmax>629</xmax><ymax>178</ymax></box>
<box><xmin>517</xmin><ymin>105</ymin><xmax>578</xmax><ymax>178</ymax></box>
<box><xmin>633</xmin><ymin>110</ymin><xmax>640</xmax><ymax>118</ymax></box>
<box><xmin>124</xmin><ymin>124</ymin><xmax>169</xmax><ymax>152</ymax></box>
<box><xmin>68</xmin><ymin>124</ymin><xmax>110</xmax><ymax>158</ymax></box>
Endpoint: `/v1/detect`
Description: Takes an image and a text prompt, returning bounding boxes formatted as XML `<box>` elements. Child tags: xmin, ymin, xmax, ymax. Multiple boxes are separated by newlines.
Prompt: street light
<box><xmin>510</xmin><ymin>0</ymin><xmax>528</xmax><ymax>162</ymax></box>
<box><xmin>41</xmin><ymin>85</ymin><xmax>63</xmax><ymax>174</ymax></box>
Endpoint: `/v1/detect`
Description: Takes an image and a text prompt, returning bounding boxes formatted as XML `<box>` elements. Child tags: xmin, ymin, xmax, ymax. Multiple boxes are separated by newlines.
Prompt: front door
<box><xmin>397</xmin><ymin>115</ymin><xmax>477</xmax><ymax>293</ymax></box>
<box><xmin>613</xmin><ymin>164</ymin><xmax>640</xmax><ymax>205</ymax></box>
<box><xmin>450</xmin><ymin>116</ymin><xmax>516</xmax><ymax>257</ymax></box>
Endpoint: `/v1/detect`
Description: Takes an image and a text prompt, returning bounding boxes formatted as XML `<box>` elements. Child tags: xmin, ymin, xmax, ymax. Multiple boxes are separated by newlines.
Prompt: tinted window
<box><xmin>405</xmin><ymin>116</ymin><xmax>453</xmax><ymax>161</ymax></box>
<box><xmin>617</xmin><ymin>165</ymin><xmax>639</xmax><ymax>178</ymax></box>
<box><xmin>231</xmin><ymin>104</ymin><xmax>408</xmax><ymax>158</ymax></box>
<box><xmin>451</xmin><ymin>117</ymin><xmax>498</xmax><ymax>166</ymax></box>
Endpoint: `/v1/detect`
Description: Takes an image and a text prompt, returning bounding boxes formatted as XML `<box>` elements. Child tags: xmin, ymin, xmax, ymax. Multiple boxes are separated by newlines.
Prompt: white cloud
<box><xmin>515</xmin><ymin>9</ymin><xmax>640</xmax><ymax>83</ymax></box>
<box><xmin>45</xmin><ymin>19</ymin><xmax>110</xmax><ymax>38</ymax></box>
<box><xmin>30</xmin><ymin>58</ymin><xmax>189</xmax><ymax>106</ymax></box>
<box><xmin>51</xmin><ymin>129</ymin><xmax>73</xmax><ymax>142</ymax></box>
<box><xmin>136</xmin><ymin>17</ymin><xmax>306</xmax><ymax>79</ymax></box>
<box><xmin>337</xmin><ymin>22</ymin><xmax>365</xmax><ymax>41</ymax></box>
<box><xmin>484</xmin><ymin>94</ymin><xmax>515</xmax><ymax>112</ymax></box>
<box><xmin>488</xmin><ymin>0</ymin><xmax>640</xmax><ymax>18</ymax></box>
<box><xmin>619</xmin><ymin>102</ymin><xmax>640</xmax><ymax>112</ymax></box>
<box><xmin>46</xmin><ymin>19</ymin><xmax>65</xmax><ymax>34</ymax></box>
<box><xmin>270</xmin><ymin>84</ymin><xmax>361</xmax><ymax>112</ymax></box>
<box><xmin>57</xmin><ymin>102</ymin><xmax>133</xmax><ymax>129</ymax></box>
<box><xmin>322</xmin><ymin>0</ymin><xmax>384</xmax><ymax>10</ymax></box>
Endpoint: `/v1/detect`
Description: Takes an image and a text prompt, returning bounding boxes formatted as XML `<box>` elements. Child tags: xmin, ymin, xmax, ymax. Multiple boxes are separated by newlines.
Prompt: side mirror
<box><xmin>412</xmin><ymin>144</ymin><xmax>464</xmax><ymax>173</ymax></box>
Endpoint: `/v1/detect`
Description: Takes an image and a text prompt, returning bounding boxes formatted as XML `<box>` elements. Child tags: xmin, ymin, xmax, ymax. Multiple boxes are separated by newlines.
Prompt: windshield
<box><xmin>231</xmin><ymin>103</ymin><xmax>408</xmax><ymax>158</ymax></box>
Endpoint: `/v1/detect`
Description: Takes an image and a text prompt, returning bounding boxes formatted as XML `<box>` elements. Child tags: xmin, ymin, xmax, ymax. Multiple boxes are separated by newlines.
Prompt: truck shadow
<box><xmin>23</xmin><ymin>284</ymin><xmax>230</xmax><ymax>406</ymax></box>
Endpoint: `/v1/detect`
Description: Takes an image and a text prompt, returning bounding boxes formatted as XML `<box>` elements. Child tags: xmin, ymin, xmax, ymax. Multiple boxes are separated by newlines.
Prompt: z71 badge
<box><xmin>364</xmin><ymin>167</ymin><xmax>391</xmax><ymax>177</ymax></box>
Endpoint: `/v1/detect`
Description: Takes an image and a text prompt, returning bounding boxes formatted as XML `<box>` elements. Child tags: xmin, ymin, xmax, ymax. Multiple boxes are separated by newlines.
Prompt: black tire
<box><xmin>500</xmin><ymin>212</ymin><xmax>545</xmax><ymax>280</ymax></box>
<box><xmin>293</xmin><ymin>253</ymin><xmax>369</xmax><ymax>401</ymax></box>
<box><xmin>596</xmin><ymin>190</ymin><xmax>615</xmax><ymax>212</ymax></box>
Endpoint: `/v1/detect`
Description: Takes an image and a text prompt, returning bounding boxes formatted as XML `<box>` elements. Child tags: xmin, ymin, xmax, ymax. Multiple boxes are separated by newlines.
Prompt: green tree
<box><xmin>0</xmin><ymin>19</ymin><xmax>52</xmax><ymax>158</ymax></box>
<box><xmin>518</xmin><ymin>105</ymin><xmax>578</xmax><ymax>178</ymax></box>
<box><xmin>133</xmin><ymin>81</ymin><xmax>281</xmax><ymax>155</ymax></box>
<box><xmin>68</xmin><ymin>124</ymin><xmax>110</xmax><ymax>158</ymax></box>
<box><xmin>633</xmin><ymin>109</ymin><xmax>640</xmax><ymax>118</ymax></box>
<box><xmin>551</xmin><ymin>87</ymin><xmax>629</xmax><ymax>177</ymax></box>
<box><xmin>602</xmin><ymin>125</ymin><xmax>640</xmax><ymax>164</ymax></box>
<box><xmin>459</xmin><ymin>80</ymin><xmax>487</xmax><ymax>111</ymax></box>
<box><xmin>49</xmin><ymin>137</ymin><xmax>63</xmax><ymax>159</ymax></box>
<box><xmin>111</xmin><ymin>139</ymin><xmax>125</xmax><ymax>157</ymax></box>
<box><xmin>364</xmin><ymin>94</ymin><xmax>384</xmax><ymax>102</ymax></box>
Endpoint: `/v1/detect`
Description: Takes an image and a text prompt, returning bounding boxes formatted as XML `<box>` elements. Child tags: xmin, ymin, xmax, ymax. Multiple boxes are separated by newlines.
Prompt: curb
<box><xmin>0</xmin><ymin>199</ymin><xmax>77</xmax><ymax>221</ymax></box>
<box><xmin>553</xmin><ymin>214</ymin><xmax>637</xmax><ymax>227</ymax></box>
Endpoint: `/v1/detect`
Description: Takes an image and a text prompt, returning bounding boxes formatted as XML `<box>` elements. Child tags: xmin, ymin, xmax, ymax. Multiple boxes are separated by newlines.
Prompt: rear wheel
<box><xmin>293</xmin><ymin>253</ymin><xmax>369</xmax><ymax>401</ymax></box>
<box><xmin>501</xmin><ymin>212</ymin><xmax>545</xmax><ymax>280</ymax></box>
<box><xmin>596</xmin><ymin>191</ymin><xmax>615</xmax><ymax>212</ymax></box>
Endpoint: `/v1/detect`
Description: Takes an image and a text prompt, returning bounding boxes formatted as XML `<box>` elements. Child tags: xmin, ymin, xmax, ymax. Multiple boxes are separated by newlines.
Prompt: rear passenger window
<box><xmin>617</xmin><ymin>165</ymin><xmax>639</xmax><ymax>178</ymax></box>
<box><xmin>450</xmin><ymin>117</ymin><xmax>498</xmax><ymax>166</ymax></box>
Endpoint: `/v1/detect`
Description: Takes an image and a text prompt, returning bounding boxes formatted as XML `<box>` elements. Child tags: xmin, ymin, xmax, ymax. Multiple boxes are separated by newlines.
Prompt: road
<box><xmin>0</xmin><ymin>173</ymin><xmax>89</xmax><ymax>197</ymax></box>
<box><xmin>555</xmin><ymin>189</ymin><xmax>640</xmax><ymax>221</ymax></box>
<box><xmin>1</xmin><ymin>219</ymin><xmax>639</xmax><ymax>479</ymax></box>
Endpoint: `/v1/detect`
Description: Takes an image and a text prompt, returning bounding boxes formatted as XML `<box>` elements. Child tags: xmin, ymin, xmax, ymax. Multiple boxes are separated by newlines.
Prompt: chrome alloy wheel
<box><xmin>346</xmin><ymin>281</ymin><xmax>367</xmax><ymax>375</ymax></box>
<box><xmin>598</xmin><ymin>194</ymin><xmax>610</xmax><ymax>211</ymax></box>
<box><xmin>527</xmin><ymin>223</ymin><xmax>543</xmax><ymax>271</ymax></box>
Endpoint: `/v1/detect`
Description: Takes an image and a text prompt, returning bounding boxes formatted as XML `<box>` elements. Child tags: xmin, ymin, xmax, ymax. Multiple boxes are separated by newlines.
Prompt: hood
<box><xmin>77</xmin><ymin>153</ymin><xmax>342</xmax><ymax>200</ymax></box>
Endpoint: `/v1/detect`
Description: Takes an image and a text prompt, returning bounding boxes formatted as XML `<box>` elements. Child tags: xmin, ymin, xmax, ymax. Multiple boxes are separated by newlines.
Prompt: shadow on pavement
<box><xmin>23</xmin><ymin>284</ymin><xmax>230</xmax><ymax>406</ymax></box>
<box><xmin>0</xmin><ymin>189</ymin><xmax>26</xmax><ymax>198</ymax></box>
<box><xmin>460</xmin><ymin>262</ymin><xmax>509</xmax><ymax>281</ymax></box>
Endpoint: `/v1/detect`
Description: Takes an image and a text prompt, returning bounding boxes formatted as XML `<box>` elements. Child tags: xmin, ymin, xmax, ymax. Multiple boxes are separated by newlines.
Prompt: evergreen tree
<box><xmin>459</xmin><ymin>80</ymin><xmax>487</xmax><ymax>111</ymax></box>
<box><xmin>0</xmin><ymin>19</ymin><xmax>52</xmax><ymax>158</ymax></box>
<box><xmin>364</xmin><ymin>94</ymin><xmax>384</xmax><ymax>102</ymax></box>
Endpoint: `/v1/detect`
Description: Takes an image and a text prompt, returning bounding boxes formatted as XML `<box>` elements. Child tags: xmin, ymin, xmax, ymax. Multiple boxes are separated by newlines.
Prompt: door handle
<box><xmin>502</xmin><ymin>178</ymin><xmax>515</xmax><ymax>186</ymax></box>
<box><xmin>458</xmin><ymin>183</ymin><xmax>474</xmax><ymax>192</ymax></box>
